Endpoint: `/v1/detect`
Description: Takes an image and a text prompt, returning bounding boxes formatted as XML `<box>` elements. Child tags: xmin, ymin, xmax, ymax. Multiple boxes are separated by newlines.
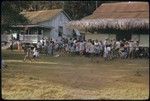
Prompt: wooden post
<box><xmin>138</xmin><ymin>34</ymin><xmax>140</xmax><ymax>42</ymax></box>
<box><xmin>96</xmin><ymin>1</ymin><xmax>98</xmax><ymax>8</ymax></box>
<box><xmin>62</xmin><ymin>1</ymin><xmax>64</xmax><ymax>9</ymax></box>
<box><xmin>28</xmin><ymin>29</ymin><xmax>29</xmax><ymax>35</ymax></box>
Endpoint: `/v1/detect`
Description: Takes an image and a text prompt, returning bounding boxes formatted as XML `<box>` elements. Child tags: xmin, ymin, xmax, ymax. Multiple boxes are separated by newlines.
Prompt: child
<box><xmin>48</xmin><ymin>41</ymin><xmax>54</xmax><ymax>56</ymax></box>
<box><xmin>79</xmin><ymin>41</ymin><xmax>85</xmax><ymax>55</ymax></box>
<box><xmin>70</xmin><ymin>42</ymin><xmax>75</xmax><ymax>55</ymax></box>
<box><xmin>129</xmin><ymin>41</ymin><xmax>134</xmax><ymax>59</ymax></box>
<box><xmin>75</xmin><ymin>41</ymin><xmax>80</xmax><ymax>55</ymax></box>
<box><xmin>89</xmin><ymin>41</ymin><xmax>95</xmax><ymax>62</ymax></box>
<box><xmin>119</xmin><ymin>46</ymin><xmax>125</xmax><ymax>59</ymax></box>
<box><xmin>98</xmin><ymin>40</ymin><xmax>103</xmax><ymax>57</ymax></box>
<box><xmin>65</xmin><ymin>43</ymin><xmax>69</xmax><ymax>53</ymax></box>
<box><xmin>94</xmin><ymin>40</ymin><xmax>100</xmax><ymax>56</ymax></box>
<box><xmin>32</xmin><ymin>47</ymin><xmax>39</xmax><ymax>61</ymax></box>
<box><xmin>107</xmin><ymin>44</ymin><xmax>111</xmax><ymax>60</ymax></box>
<box><xmin>24</xmin><ymin>47</ymin><xmax>32</xmax><ymax>62</ymax></box>
<box><xmin>104</xmin><ymin>45</ymin><xmax>109</xmax><ymax>61</ymax></box>
<box><xmin>1</xmin><ymin>59</ymin><xmax>7</xmax><ymax>70</ymax></box>
<box><xmin>134</xmin><ymin>41</ymin><xmax>139</xmax><ymax>58</ymax></box>
<box><xmin>37</xmin><ymin>41</ymin><xmax>42</xmax><ymax>53</ymax></box>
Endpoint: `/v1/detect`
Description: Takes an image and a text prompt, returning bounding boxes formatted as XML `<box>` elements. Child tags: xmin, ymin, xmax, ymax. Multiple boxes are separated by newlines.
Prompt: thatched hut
<box><xmin>1</xmin><ymin>9</ymin><xmax>81</xmax><ymax>44</ymax></box>
<box><xmin>67</xmin><ymin>2</ymin><xmax>149</xmax><ymax>47</ymax></box>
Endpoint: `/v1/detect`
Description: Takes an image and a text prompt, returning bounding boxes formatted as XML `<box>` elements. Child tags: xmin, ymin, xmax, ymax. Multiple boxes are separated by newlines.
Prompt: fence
<box><xmin>1</xmin><ymin>34</ymin><xmax>43</xmax><ymax>44</ymax></box>
<box><xmin>20</xmin><ymin>35</ymin><xmax>43</xmax><ymax>43</ymax></box>
<box><xmin>1</xmin><ymin>34</ymin><xmax>12</xmax><ymax>42</ymax></box>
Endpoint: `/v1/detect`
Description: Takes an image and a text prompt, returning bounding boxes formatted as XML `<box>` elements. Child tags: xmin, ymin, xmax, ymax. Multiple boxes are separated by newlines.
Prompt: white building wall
<box><xmin>139</xmin><ymin>34</ymin><xmax>149</xmax><ymax>47</ymax></box>
<box><xmin>132</xmin><ymin>34</ymin><xmax>140</xmax><ymax>41</ymax></box>
<box><xmin>131</xmin><ymin>34</ymin><xmax>149</xmax><ymax>47</ymax></box>
<box><xmin>38</xmin><ymin>12</ymin><xmax>72</xmax><ymax>40</ymax></box>
<box><xmin>109</xmin><ymin>34</ymin><xmax>116</xmax><ymax>40</ymax></box>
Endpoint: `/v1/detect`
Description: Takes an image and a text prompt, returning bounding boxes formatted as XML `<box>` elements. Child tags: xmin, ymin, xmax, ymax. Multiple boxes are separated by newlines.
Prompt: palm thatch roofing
<box><xmin>67</xmin><ymin>2</ymin><xmax>149</xmax><ymax>31</ymax></box>
<box><xmin>20</xmin><ymin>9</ymin><xmax>71</xmax><ymax>24</ymax></box>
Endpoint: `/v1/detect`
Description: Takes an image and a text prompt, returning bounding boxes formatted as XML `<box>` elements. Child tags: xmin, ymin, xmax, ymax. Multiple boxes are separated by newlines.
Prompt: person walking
<box><xmin>24</xmin><ymin>47</ymin><xmax>32</xmax><ymax>62</ymax></box>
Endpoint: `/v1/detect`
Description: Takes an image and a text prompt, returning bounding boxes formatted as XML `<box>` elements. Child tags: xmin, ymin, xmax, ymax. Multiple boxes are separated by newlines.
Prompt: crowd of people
<box><xmin>23</xmin><ymin>36</ymin><xmax>149</xmax><ymax>62</ymax></box>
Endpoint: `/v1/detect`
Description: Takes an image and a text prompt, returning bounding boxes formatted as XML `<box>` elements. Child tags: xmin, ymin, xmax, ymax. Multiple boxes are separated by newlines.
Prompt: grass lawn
<box><xmin>1</xmin><ymin>50</ymin><xmax>149</xmax><ymax>100</ymax></box>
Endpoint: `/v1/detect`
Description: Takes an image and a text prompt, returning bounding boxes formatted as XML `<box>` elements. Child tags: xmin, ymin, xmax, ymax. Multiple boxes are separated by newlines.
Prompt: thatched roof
<box><xmin>21</xmin><ymin>9</ymin><xmax>71</xmax><ymax>24</ymax></box>
<box><xmin>68</xmin><ymin>18</ymin><xmax>149</xmax><ymax>31</ymax></box>
<box><xmin>67</xmin><ymin>2</ymin><xmax>149</xmax><ymax>31</ymax></box>
<box><xmin>84</xmin><ymin>2</ymin><xmax>149</xmax><ymax>19</ymax></box>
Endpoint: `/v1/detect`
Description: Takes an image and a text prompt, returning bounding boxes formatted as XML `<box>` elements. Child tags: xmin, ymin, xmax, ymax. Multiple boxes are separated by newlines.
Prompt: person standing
<box><xmin>51</xmin><ymin>41</ymin><xmax>55</xmax><ymax>56</ymax></box>
<box><xmin>47</xmin><ymin>42</ymin><xmax>52</xmax><ymax>55</ymax></box>
<box><xmin>89</xmin><ymin>41</ymin><xmax>95</xmax><ymax>62</ymax></box>
<box><xmin>17</xmin><ymin>40</ymin><xmax>22</xmax><ymax>51</ymax></box>
<box><xmin>94</xmin><ymin>40</ymin><xmax>100</xmax><ymax>56</ymax></box>
<box><xmin>129</xmin><ymin>40</ymin><xmax>134</xmax><ymax>59</ymax></box>
<box><xmin>133</xmin><ymin>41</ymin><xmax>139</xmax><ymax>58</ymax></box>
<box><xmin>32</xmin><ymin>47</ymin><xmax>39</xmax><ymax>61</ymax></box>
<box><xmin>75</xmin><ymin>40</ymin><xmax>80</xmax><ymax>55</ymax></box>
<box><xmin>85</xmin><ymin>40</ymin><xmax>91</xmax><ymax>57</ymax></box>
<box><xmin>115</xmin><ymin>40</ymin><xmax>121</xmax><ymax>58</ymax></box>
<box><xmin>37</xmin><ymin>41</ymin><xmax>42</xmax><ymax>53</ymax></box>
<box><xmin>10</xmin><ymin>40</ymin><xmax>14</xmax><ymax>51</ymax></box>
<box><xmin>24</xmin><ymin>47</ymin><xmax>32</xmax><ymax>62</ymax></box>
<box><xmin>106</xmin><ymin>44</ymin><xmax>111</xmax><ymax>60</ymax></box>
<box><xmin>104</xmin><ymin>45</ymin><xmax>108</xmax><ymax>61</ymax></box>
<box><xmin>79</xmin><ymin>40</ymin><xmax>85</xmax><ymax>55</ymax></box>
<box><xmin>10</xmin><ymin>34</ymin><xmax>14</xmax><ymax>51</ymax></box>
<box><xmin>98</xmin><ymin>40</ymin><xmax>103</xmax><ymax>57</ymax></box>
<box><xmin>2</xmin><ymin>59</ymin><xmax>7</xmax><ymax>69</ymax></box>
<box><xmin>123</xmin><ymin>42</ymin><xmax>129</xmax><ymax>59</ymax></box>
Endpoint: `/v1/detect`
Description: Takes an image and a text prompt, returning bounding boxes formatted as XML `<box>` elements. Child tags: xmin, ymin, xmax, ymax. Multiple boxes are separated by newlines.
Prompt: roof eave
<box><xmin>62</xmin><ymin>10</ymin><xmax>72</xmax><ymax>21</ymax></box>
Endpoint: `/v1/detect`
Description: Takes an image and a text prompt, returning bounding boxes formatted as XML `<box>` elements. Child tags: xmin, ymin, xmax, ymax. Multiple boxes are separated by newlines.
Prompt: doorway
<box><xmin>116</xmin><ymin>32</ymin><xmax>131</xmax><ymax>41</ymax></box>
<box><xmin>58</xmin><ymin>26</ymin><xmax>63</xmax><ymax>36</ymax></box>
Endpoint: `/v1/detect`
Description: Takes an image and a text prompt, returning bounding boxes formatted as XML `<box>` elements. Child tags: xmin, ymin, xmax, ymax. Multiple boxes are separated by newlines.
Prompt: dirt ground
<box><xmin>1</xmin><ymin>50</ymin><xmax>149</xmax><ymax>100</ymax></box>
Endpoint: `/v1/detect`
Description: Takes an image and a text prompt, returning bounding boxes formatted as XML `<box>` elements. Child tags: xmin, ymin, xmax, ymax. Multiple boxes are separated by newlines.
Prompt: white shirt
<box><xmin>89</xmin><ymin>44</ymin><xmax>94</xmax><ymax>53</ymax></box>
<box><xmin>98</xmin><ymin>42</ymin><xmax>103</xmax><ymax>50</ymax></box>
<box><xmin>40</xmin><ymin>40</ymin><xmax>43</xmax><ymax>44</ymax></box>
<box><xmin>75</xmin><ymin>42</ymin><xmax>80</xmax><ymax>52</ymax></box>
<box><xmin>44</xmin><ymin>40</ymin><xmax>47</xmax><ymax>46</ymax></box>
<box><xmin>129</xmin><ymin>42</ymin><xmax>133</xmax><ymax>48</ymax></box>
<box><xmin>104</xmin><ymin>46</ymin><xmax>108</xmax><ymax>54</ymax></box>
<box><xmin>73</xmin><ymin>40</ymin><xmax>77</xmax><ymax>44</ymax></box>
<box><xmin>116</xmin><ymin>41</ymin><xmax>120</xmax><ymax>49</ymax></box>
<box><xmin>33</xmin><ymin>50</ymin><xmax>39</xmax><ymax>57</ymax></box>
<box><xmin>85</xmin><ymin>42</ymin><xmax>90</xmax><ymax>53</ymax></box>
<box><xmin>57</xmin><ymin>36</ymin><xmax>62</xmax><ymax>43</ymax></box>
<box><xmin>103</xmin><ymin>40</ymin><xmax>107</xmax><ymax>46</ymax></box>
<box><xmin>65</xmin><ymin>44</ymin><xmax>69</xmax><ymax>51</ymax></box>
<box><xmin>79</xmin><ymin>42</ymin><xmax>84</xmax><ymax>51</ymax></box>
<box><xmin>37</xmin><ymin>42</ymin><xmax>41</xmax><ymax>48</ymax></box>
<box><xmin>2</xmin><ymin>60</ymin><xmax>5</xmax><ymax>67</ymax></box>
<box><xmin>107</xmin><ymin>47</ymin><xmax>111</xmax><ymax>52</ymax></box>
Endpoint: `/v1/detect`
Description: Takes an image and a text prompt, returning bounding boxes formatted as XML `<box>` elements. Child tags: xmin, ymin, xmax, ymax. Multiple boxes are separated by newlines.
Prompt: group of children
<box><xmin>23</xmin><ymin>46</ymin><xmax>39</xmax><ymax>61</ymax></box>
<box><xmin>62</xmin><ymin>38</ymin><xmax>143</xmax><ymax>60</ymax></box>
<box><xmin>23</xmin><ymin>36</ymin><xmax>149</xmax><ymax>62</ymax></box>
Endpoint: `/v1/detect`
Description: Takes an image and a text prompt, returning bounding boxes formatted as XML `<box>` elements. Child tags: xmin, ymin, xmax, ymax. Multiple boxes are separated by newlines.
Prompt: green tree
<box><xmin>63</xmin><ymin>1</ymin><xmax>105</xmax><ymax>20</ymax></box>
<box><xmin>1</xmin><ymin>1</ymin><xmax>121</xmax><ymax>32</ymax></box>
<box><xmin>1</xmin><ymin>1</ymin><xmax>28</xmax><ymax>32</ymax></box>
